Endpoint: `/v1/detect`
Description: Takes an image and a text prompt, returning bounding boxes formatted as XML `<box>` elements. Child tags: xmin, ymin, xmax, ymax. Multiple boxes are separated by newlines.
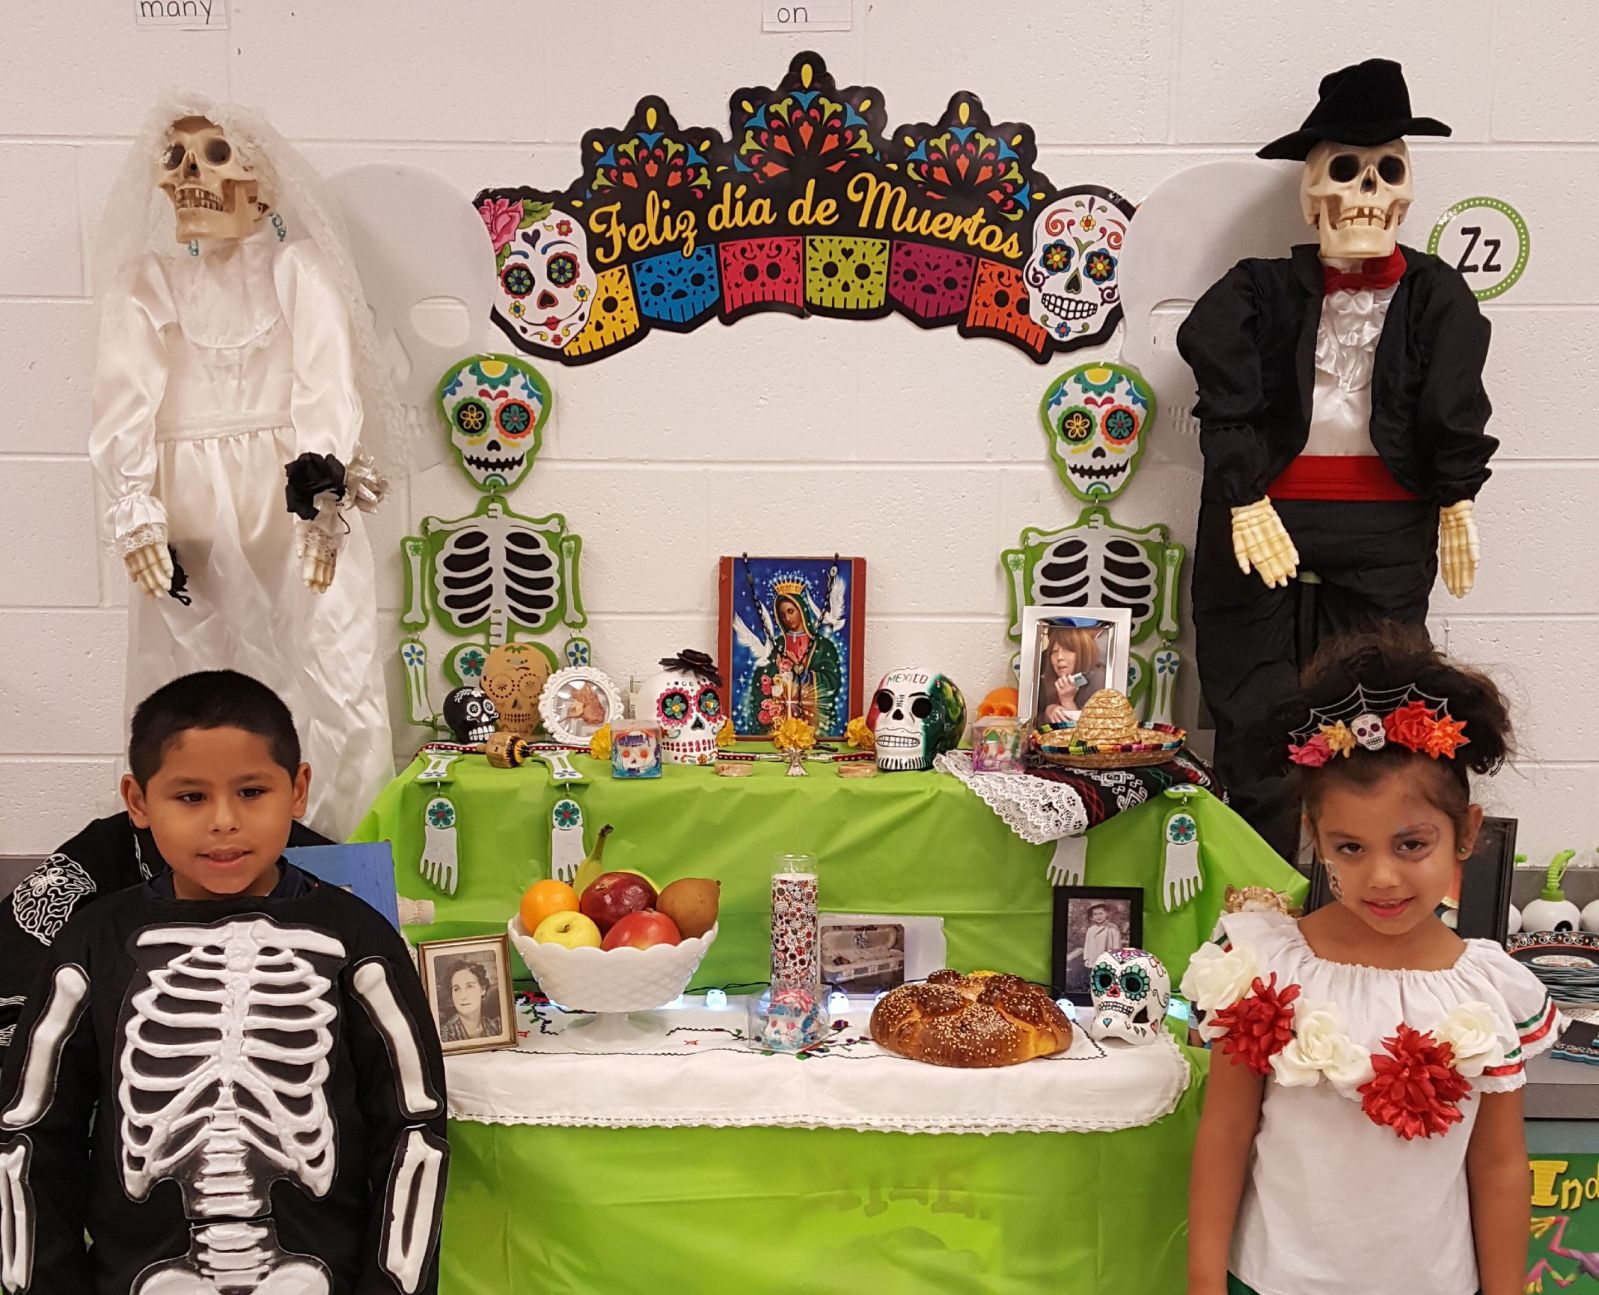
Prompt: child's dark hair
<box><xmin>129</xmin><ymin>670</ymin><xmax>301</xmax><ymax>787</ymax></box>
<box><xmin>1286</xmin><ymin>625</ymin><xmax>1512</xmax><ymax>838</ymax></box>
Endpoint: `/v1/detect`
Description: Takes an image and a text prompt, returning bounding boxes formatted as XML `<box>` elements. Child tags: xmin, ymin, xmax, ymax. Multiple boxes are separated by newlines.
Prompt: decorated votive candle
<box><xmin>770</xmin><ymin>853</ymin><xmax>820</xmax><ymax>990</ymax></box>
<box><xmin>971</xmin><ymin>716</ymin><xmax>1026</xmax><ymax>774</ymax></box>
<box><xmin>611</xmin><ymin>721</ymin><xmax>663</xmax><ymax>779</ymax></box>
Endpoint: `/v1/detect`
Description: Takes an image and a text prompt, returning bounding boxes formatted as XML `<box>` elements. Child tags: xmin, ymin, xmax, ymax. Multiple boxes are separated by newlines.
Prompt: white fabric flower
<box><xmin>1180</xmin><ymin>943</ymin><xmax>1261</xmax><ymax>1012</ymax></box>
<box><xmin>1433</xmin><ymin>1001</ymin><xmax>1508</xmax><ymax>1079</ymax></box>
<box><xmin>1270</xmin><ymin>1003</ymin><xmax>1373</xmax><ymax>1092</ymax></box>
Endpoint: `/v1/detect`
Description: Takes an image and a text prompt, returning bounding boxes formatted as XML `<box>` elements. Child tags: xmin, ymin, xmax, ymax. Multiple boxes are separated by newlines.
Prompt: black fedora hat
<box><xmin>1258</xmin><ymin>58</ymin><xmax>1451</xmax><ymax>160</ymax></box>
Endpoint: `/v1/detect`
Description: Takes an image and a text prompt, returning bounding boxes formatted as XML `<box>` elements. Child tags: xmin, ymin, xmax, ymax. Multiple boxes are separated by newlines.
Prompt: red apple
<box><xmin>579</xmin><ymin>871</ymin><xmax>658</xmax><ymax>933</ymax></box>
<box><xmin>602</xmin><ymin>910</ymin><xmax>682</xmax><ymax>951</ymax></box>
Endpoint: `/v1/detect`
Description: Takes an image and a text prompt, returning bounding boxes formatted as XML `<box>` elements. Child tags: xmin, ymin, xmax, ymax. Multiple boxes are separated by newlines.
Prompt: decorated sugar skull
<box><xmin>1351</xmin><ymin>712</ymin><xmax>1386</xmax><ymax>750</ymax></box>
<box><xmin>482</xmin><ymin>642</ymin><xmax>553</xmax><ymax>738</ymax></box>
<box><xmin>867</xmin><ymin>668</ymin><xmax>967</xmax><ymax>773</ymax></box>
<box><xmin>492</xmin><ymin>204</ymin><xmax>596</xmax><ymax>353</ymax></box>
<box><xmin>1040</xmin><ymin>363</ymin><xmax>1154</xmax><ymax>502</ymax></box>
<box><xmin>645</xmin><ymin>650</ymin><xmax>725</xmax><ymax>766</ymax></box>
<box><xmin>158</xmin><ymin>115</ymin><xmax>262</xmax><ymax>242</ymax></box>
<box><xmin>1025</xmin><ymin>187</ymin><xmax>1130</xmax><ymax>344</ymax></box>
<box><xmin>1085</xmin><ymin>948</ymin><xmax>1171</xmax><ymax>1046</ymax></box>
<box><xmin>442</xmin><ymin>687</ymin><xmax>498</xmax><ymax>745</ymax></box>
<box><xmin>437</xmin><ymin>354</ymin><xmax>551</xmax><ymax>493</ymax></box>
<box><xmin>760</xmin><ymin>985</ymin><xmax>828</xmax><ymax>1052</ymax></box>
<box><xmin>611</xmin><ymin>724</ymin><xmax>663</xmax><ymax>779</ymax></box>
<box><xmin>1302</xmin><ymin>138</ymin><xmax>1412</xmax><ymax>260</ymax></box>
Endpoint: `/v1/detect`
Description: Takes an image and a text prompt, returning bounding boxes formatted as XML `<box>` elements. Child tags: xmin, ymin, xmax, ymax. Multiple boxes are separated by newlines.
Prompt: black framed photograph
<box><xmin>1052</xmin><ymin>886</ymin><xmax>1143</xmax><ymax>1004</ymax></box>
<box><xmin>418</xmin><ymin>934</ymin><xmax>517</xmax><ymax>1055</ymax></box>
<box><xmin>1304</xmin><ymin>816</ymin><xmax>1517</xmax><ymax>945</ymax></box>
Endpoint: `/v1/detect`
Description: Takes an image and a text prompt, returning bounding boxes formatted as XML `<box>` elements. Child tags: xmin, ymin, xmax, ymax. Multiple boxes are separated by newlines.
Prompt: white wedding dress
<box><xmin>89</xmin><ymin>223</ymin><xmax>393</xmax><ymax>837</ymax></box>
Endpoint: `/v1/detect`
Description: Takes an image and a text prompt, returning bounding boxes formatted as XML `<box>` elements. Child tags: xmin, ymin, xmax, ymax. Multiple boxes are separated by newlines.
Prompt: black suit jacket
<box><xmin>1177</xmin><ymin>244</ymin><xmax>1495</xmax><ymax>508</ymax></box>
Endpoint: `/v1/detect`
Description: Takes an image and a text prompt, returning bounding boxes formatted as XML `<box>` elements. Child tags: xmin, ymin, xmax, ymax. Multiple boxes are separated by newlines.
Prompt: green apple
<box><xmin>533</xmin><ymin>910</ymin><xmax>602</xmax><ymax>949</ymax></box>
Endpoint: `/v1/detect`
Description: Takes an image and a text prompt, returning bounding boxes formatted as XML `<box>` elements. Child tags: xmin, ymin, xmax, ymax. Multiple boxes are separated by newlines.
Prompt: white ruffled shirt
<box><xmin>1182</xmin><ymin>912</ymin><xmax>1560</xmax><ymax>1295</ymax></box>
<box><xmin>1304</xmin><ymin>279</ymin><xmax>1397</xmax><ymax>458</ymax></box>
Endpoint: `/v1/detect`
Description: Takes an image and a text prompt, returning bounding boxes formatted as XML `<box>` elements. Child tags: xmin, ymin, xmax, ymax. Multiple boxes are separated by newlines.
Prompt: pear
<box><xmin>658</xmin><ymin>878</ymin><xmax>721</xmax><ymax>940</ymax></box>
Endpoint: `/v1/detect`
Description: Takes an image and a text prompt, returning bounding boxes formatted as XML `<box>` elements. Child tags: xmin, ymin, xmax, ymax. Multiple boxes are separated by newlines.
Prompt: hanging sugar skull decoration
<box><xmin>488</xmin><ymin>202</ymin><xmax>597</xmax><ymax>354</ymax></box>
<box><xmin>1085</xmin><ymin>948</ymin><xmax>1171</xmax><ymax>1046</ymax></box>
<box><xmin>437</xmin><ymin>354</ymin><xmax>552</xmax><ymax>494</ymax></box>
<box><xmin>867</xmin><ymin>668</ymin><xmax>967</xmax><ymax>773</ymax></box>
<box><xmin>1040</xmin><ymin>363</ymin><xmax>1155</xmax><ymax>502</ymax></box>
<box><xmin>644</xmin><ymin>649</ymin><xmax>727</xmax><ymax>766</ymax></box>
<box><xmin>157</xmin><ymin>115</ymin><xmax>264</xmax><ymax>242</ymax></box>
<box><xmin>442</xmin><ymin>687</ymin><xmax>498</xmax><ymax>745</ymax></box>
<box><xmin>1025</xmin><ymin>186</ymin><xmax>1133</xmax><ymax>347</ymax></box>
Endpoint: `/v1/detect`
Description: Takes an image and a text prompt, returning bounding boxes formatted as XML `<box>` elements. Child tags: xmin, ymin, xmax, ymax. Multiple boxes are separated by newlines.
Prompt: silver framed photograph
<box><xmin>418</xmin><ymin>933</ymin><xmax>517</xmax><ymax>1055</ymax></box>
<box><xmin>1018</xmin><ymin>606</ymin><xmax>1132</xmax><ymax>733</ymax></box>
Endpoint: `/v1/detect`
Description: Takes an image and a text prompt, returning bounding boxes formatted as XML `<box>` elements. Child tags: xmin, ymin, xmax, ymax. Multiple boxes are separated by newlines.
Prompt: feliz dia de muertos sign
<box><xmin>474</xmin><ymin>52</ymin><xmax>1133</xmax><ymax>365</ymax></box>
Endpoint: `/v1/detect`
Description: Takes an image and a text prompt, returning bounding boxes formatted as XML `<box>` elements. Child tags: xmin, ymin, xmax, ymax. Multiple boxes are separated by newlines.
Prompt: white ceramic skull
<box><xmin>645</xmin><ymin>665</ymin><xmax>724</xmax><ymax>765</ymax></box>
<box><xmin>494</xmin><ymin>207</ymin><xmax>596</xmax><ymax>353</ymax></box>
<box><xmin>1351</xmin><ymin>712</ymin><xmax>1387</xmax><ymax>750</ymax></box>
<box><xmin>1024</xmin><ymin>189</ymin><xmax>1125</xmax><ymax>343</ymax></box>
<box><xmin>1302</xmin><ymin>139</ymin><xmax>1412</xmax><ymax>260</ymax></box>
<box><xmin>157</xmin><ymin>116</ymin><xmax>261</xmax><ymax>242</ymax></box>
<box><xmin>1085</xmin><ymin>948</ymin><xmax>1171</xmax><ymax>1045</ymax></box>
<box><xmin>867</xmin><ymin>668</ymin><xmax>967</xmax><ymax>773</ymax></box>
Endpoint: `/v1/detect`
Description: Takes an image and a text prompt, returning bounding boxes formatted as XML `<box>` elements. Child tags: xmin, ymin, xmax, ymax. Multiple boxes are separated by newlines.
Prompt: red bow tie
<box><xmin>1322</xmin><ymin>248</ymin><xmax>1407</xmax><ymax>295</ymax></box>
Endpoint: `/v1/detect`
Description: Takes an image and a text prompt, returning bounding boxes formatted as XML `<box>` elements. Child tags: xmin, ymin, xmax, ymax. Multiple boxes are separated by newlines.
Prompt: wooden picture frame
<box><xmin>418</xmin><ymin>934</ymin><xmax>517</xmax><ymax>1055</ymax></box>
<box><xmin>718</xmin><ymin>555</ymin><xmax>867</xmax><ymax>740</ymax></box>
<box><xmin>1052</xmin><ymin>885</ymin><xmax>1144</xmax><ymax>1004</ymax></box>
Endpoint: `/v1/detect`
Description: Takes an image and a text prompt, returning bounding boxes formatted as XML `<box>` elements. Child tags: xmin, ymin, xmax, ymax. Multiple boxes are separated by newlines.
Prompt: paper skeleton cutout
<box><xmin>1003</xmin><ymin>506</ymin><xmax>1186</xmax><ymax>725</ymax></box>
<box><xmin>550</xmin><ymin>799</ymin><xmax>585</xmax><ymax>883</ymax></box>
<box><xmin>1086</xmin><ymin>947</ymin><xmax>1171</xmax><ymax>1045</ymax></box>
<box><xmin>10</xmin><ymin>856</ymin><xmax>96</xmax><ymax>947</ymax></box>
<box><xmin>866</xmin><ymin>668</ymin><xmax>967</xmax><ymax>773</ymax></box>
<box><xmin>1160</xmin><ymin>787</ymin><xmax>1205</xmax><ymax>911</ymax></box>
<box><xmin>420</xmin><ymin>797</ymin><xmax>460</xmax><ymax>895</ymax></box>
<box><xmin>1040</xmin><ymin>363</ymin><xmax>1154</xmax><ymax>503</ymax></box>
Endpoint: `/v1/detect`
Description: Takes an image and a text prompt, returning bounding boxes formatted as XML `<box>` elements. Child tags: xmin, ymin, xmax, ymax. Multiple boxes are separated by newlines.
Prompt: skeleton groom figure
<box><xmin>1178</xmin><ymin>60</ymin><xmax>1494</xmax><ymax>857</ymax></box>
<box><xmin>89</xmin><ymin>96</ymin><xmax>398</xmax><ymax>836</ymax></box>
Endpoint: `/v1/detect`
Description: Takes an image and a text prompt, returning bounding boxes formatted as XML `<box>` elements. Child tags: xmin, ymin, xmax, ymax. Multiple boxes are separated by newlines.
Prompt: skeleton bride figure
<box><xmin>89</xmin><ymin>96</ymin><xmax>398</xmax><ymax>836</ymax></box>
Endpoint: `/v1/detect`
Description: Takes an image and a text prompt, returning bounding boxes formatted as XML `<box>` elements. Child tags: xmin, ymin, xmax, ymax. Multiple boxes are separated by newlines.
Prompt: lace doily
<box><xmin>934</xmin><ymin>750</ymin><xmax>1089</xmax><ymax>844</ymax></box>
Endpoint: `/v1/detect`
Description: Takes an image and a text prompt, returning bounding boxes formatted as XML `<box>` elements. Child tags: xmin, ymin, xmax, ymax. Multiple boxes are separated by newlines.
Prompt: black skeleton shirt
<box><xmin>0</xmin><ymin>865</ymin><xmax>448</xmax><ymax>1294</ymax></box>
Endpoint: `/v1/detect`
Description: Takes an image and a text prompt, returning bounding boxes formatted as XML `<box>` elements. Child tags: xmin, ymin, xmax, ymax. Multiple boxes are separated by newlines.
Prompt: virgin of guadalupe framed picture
<box><xmin>1018</xmin><ymin>606</ymin><xmax>1131</xmax><ymax>732</ymax></box>
<box><xmin>718</xmin><ymin>555</ymin><xmax>866</xmax><ymax>740</ymax></box>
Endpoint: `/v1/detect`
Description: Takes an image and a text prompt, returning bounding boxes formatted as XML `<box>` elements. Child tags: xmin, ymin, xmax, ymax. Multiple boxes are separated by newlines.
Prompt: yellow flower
<box><xmin>772</xmin><ymin>716</ymin><xmax>817</xmax><ymax>753</ymax></box>
<box><xmin>1321</xmin><ymin>722</ymin><xmax>1355</xmax><ymax>758</ymax></box>
<box><xmin>589</xmin><ymin>723</ymin><xmax>612</xmax><ymax>760</ymax></box>
<box><xmin>715</xmin><ymin>717</ymin><xmax>736</xmax><ymax>750</ymax></box>
<box><xmin>845</xmin><ymin>716</ymin><xmax>875</xmax><ymax>750</ymax></box>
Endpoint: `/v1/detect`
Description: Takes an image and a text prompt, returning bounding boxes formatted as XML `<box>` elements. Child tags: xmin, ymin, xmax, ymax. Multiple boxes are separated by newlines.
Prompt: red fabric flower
<box><xmin>1211</xmin><ymin>973</ymin><xmax>1301</xmax><ymax>1075</ymax></box>
<box><xmin>1423</xmin><ymin>715</ymin><xmax>1470</xmax><ymax>760</ymax></box>
<box><xmin>1358</xmin><ymin>1024</ymin><xmax>1470</xmax><ymax>1140</ymax></box>
<box><xmin>1288</xmin><ymin>733</ymin><xmax>1333</xmax><ymax>768</ymax></box>
<box><xmin>1384</xmin><ymin>701</ymin><xmax>1435</xmax><ymax>752</ymax></box>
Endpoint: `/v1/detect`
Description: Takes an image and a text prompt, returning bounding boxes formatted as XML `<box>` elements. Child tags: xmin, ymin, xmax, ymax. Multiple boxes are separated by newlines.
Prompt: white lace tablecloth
<box><xmin>934</xmin><ymin>750</ymin><xmax>1091</xmax><ymax>843</ymax></box>
<box><xmin>444</xmin><ymin>994</ymin><xmax>1191</xmax><ymax>1135</ymax></box>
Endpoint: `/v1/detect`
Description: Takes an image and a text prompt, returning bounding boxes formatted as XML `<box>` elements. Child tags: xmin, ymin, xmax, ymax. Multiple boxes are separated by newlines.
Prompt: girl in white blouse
<box><xmin>1184</xmin><ymin>626</ymin><xmax>1555</xmax><ymax>1295</ymax></box>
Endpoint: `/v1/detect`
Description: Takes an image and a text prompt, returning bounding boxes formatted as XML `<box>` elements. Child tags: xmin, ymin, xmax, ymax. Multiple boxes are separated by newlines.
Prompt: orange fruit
<box><xmin>520</xmin><ymin>879</ymin><xmax>579</xmax><ymax>933</ymax></box>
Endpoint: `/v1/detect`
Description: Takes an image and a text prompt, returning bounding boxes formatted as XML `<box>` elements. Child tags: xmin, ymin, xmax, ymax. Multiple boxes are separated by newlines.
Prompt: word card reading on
<box><xmin>763</xmin><ymin>0</ymin><xmax>851</xmax><ymax>33</ymax></box>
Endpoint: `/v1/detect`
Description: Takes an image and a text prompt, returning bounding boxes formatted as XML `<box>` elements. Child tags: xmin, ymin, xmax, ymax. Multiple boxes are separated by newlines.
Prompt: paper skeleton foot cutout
<box><xmin>536</xmin><ymin>751</ymin><xmax>583</xmax><ymax>783</ymax></box>
<box><xmin>1160</xmin><ymin>787</ymin><xmax>1205</xmax><ymax>911</ymax></box>
<box><xmin>1086</xmin><ymin>948</ymin><xmax>1171</xmax><ymax>1045</ymax></box>
<box><xmin>549</xmin><ymin>799</ymin><xmax>585</xmax><ymax>883</ymax></box>
<box><xmin>414</xmin><ymin>751</ymin><xmax>463</xmax><ymax>785</ymax></box>
<box><xmin>1046</xmin><ymin>833</ymin><xmax>1087</xmax><ymax>887</ymax></box>
<box><xmin>420</xmin><ymin>797</ymin><xmax>460</xmax><ymax>895</ymax></box>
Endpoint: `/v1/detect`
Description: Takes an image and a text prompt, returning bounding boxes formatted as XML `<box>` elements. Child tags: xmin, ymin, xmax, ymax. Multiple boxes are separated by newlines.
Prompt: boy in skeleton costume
<box><xmin>0</xmin><ymin>673</ymin><xmax>447</xmax><ymax>1293</ymax></box>
<box><xmin>89</xmin><ymin>94</ymin><xmax>401</xmax><ymax>838</ymax></box>
<box><xmin>1178</xmin><ymin>61</ymin><xmax>1495</xmax><ymax>858</ymax></box>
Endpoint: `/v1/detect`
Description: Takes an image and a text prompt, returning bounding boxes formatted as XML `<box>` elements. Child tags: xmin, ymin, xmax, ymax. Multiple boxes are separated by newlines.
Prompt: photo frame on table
<box><xmin>284</xmin><ymin>842</ymin><xmax>401</xmax><ymax>931</ymax></box>
<box><xmin>1052</xmin><ymin>886</ymin><xmax>1143</xmax><ymax>1004</ymax></box>
<box><xmin>538</xmin><ymin>666</ymin><xmax>624</xmax><ymax>746</ymax></box>
<box><xmin>417</xmin><ymin>934</ymin><xmax>517</xmax><ymax>1055</ymax></box>
<box><xmin>1305</xmin><ymin>816</ymin><xmax>1517</xmax><ymax>945</ymax></box>
<box><xmin>1018</xmin><ymin>606</ymin><xmax>1132</xmax><ymax>733</ymax></box>
<box><xmin>718</xmin><ymin>554</ymin><xmax>866</xmax><ymax>740</ymax></box>
<box><xmin>818</xmin><ymin>914</ymin><xmax>946</xmax><ymax>995</ymax></box>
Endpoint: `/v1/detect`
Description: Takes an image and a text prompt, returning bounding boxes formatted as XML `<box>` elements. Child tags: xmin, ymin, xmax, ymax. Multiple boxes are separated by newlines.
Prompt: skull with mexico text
<box><xmin>866</xmin><ymin>668</ymin><xmax>967</xmax><ymax>773</ymax></box>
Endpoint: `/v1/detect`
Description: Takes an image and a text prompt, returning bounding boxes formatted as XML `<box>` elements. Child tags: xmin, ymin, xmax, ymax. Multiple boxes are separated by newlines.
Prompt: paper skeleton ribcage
<box><xmin>433</xmin><ymin>511</ymin><xmax>559</xmax><ymax>638</ymax></box>
<box><xmin>1032</xmin><ymin>533</ymin><xmax>1158</xmax><ymax>635</ymax></box>
<box><xmin>119</xmin><ymin>919</ymin><xmax>345</xmax><ymax>1294</ymax></box>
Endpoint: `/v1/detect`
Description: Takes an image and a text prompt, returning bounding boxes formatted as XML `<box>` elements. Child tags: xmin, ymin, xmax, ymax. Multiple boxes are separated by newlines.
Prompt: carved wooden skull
<box><xmin>157</xmin><ymin>116</ymin><xmax>262</xmax><ymax>242</ymax></box>
<box><xmin>1301</xmin><ymin>139</ymin><xmax>1412</xmax><ymax>260</ymax></box>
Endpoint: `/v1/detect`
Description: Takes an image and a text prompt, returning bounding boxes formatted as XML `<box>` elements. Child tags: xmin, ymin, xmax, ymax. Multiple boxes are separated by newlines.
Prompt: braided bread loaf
<box><xmin>869</xmin><ymin>970</ymin><xmax>1072</xmax><ymax>1068</ymax></box>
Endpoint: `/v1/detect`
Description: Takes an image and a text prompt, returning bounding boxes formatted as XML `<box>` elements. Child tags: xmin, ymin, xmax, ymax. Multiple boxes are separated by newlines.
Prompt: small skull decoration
<box><xmin>1302</xmin><ymin>139</ymin><xmax>1412</xmax><ymax>261</ymax></box>
<box><xmin>495</xmin><ymin>206</ymin><xmax>597</xmax><ymax>353</ymax></box>
<box><xmin>1351</xmin><ymin>712</ymin><xmax>1387</xmax><ymax>751</ymax></box>
<box><xmin>1086</xmin><ymin>948</ymin><xmax>1171</xmax><ymax>1046</ymax></box>
<box><xmin>645</xmin><ymin>649</ymin><xmax>726</xmax><ymax>766</ymax></box>
<box><xmin>482</xmin><ymin>643</ymin><xmax>552</xmax><ymax>739</ymax></box>
<box><xmin>157</xmin><ymin>115</ymin><xmax>263</xmax><ymax>243</ymax></box>
<box><xmin>1024</xmin><ymin>188</ymin><xmax>1128</xmax><ymax>344</ymax></box>
<box><xmin>442</xmin><ymin>687</ymin><xmax>499</xmax><ymax>744</ymax></box>
<box><xmin>867</xmin><ymin>668</ymin><xmax>967</xmax><ymax>773</ymax></box>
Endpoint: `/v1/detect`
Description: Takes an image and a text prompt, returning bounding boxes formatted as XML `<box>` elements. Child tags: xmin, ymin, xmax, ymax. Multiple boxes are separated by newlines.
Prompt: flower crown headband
<box><xmin>1288</xmin><ymin>684</ymin><xmax>1469</xmax><ymax>768</ymax></box>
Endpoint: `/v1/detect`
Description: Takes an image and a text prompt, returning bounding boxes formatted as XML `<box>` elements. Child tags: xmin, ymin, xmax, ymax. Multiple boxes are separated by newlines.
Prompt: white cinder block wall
<box><xmin>1</xmin><ymin>0</ymin><xmax>1594</xmax><ymax>859</ymax></box>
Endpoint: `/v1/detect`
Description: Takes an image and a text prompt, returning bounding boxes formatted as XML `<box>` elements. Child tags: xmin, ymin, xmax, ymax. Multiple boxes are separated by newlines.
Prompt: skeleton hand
<box><xmin>1439</xmin><ymin>499</ymin><xmax>1480</xmax><ymax>599</ymax></box>
<box><xmin>294</xmin><ymin>495</ymin><xmax>345</xmax><ymax>594</ymax></box>
<box><xmin>124</xmin><ymin>542</ymin><xmax>174</xmax><ymax>597</ymax></box>
<box><xmin>302</xmin><ymin>549</ymin><xmax>337</xmax><ymax>593</ymax></box>
<box><xmin>1229</xmin><ymin>497</ymin><xmax>1299</xmax><ymax>589</ymax></box>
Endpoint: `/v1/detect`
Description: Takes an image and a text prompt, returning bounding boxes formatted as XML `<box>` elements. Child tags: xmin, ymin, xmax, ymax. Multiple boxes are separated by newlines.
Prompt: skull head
<box><xmin>442</xmin><ymin>687</ymin><xmax>499</xmax><ymax>745</ymax></box>
<box><xmin>437</xmin><ymin>354</ymin><xmax>550</xmax><ymax>493</ymax></box>
<box><xmin>482</xmin><ymin>643</ymin><xmax>552</xmax><ymax>738</ymax></box>
<box><xmin>157</xmin><ymin>116</ymin><xmax>261</xmax><ymax>243</ymax></box>
<box><xmin>645</xmin><ymin>662</ymin><xmax>725</xmax><ymax>766</ymax></box>
<box><xmin>867</xmin><ymin>668</ymin><xmax>967</xmax><ymax>773</ymax></box>
<box><xmin>494</xmin><ymin>206</ymin><xmax>596</xmax><ymax>352</ymax></box>
<box><xmin>1041</xmin><ymin>363</ymin><xmax>1153</xmax><ymax>502</ymax></box>
<box><xmin>1302</xmin><ymin>139</ymin><xmax>1412</xmax><ymax>260</ymax></box>
<box><xmin>1025</xmin><ymin>188</ymin><xmax>1127</xmax><ymax>343</ymax></box>
<box><xmin>1085</xmin><ymin>948</ymin><xmax>1171</xmax><ymax>1046</ymax></box>
<box><xmin>1351</xmin><ymin>712</ymin><xmax>1387</xmax><ymax>750</ymax></box>
<box><xmin>611</xmin><ymin>725</ymin><xmax>661</xmax><ymax>778</ymax></box>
